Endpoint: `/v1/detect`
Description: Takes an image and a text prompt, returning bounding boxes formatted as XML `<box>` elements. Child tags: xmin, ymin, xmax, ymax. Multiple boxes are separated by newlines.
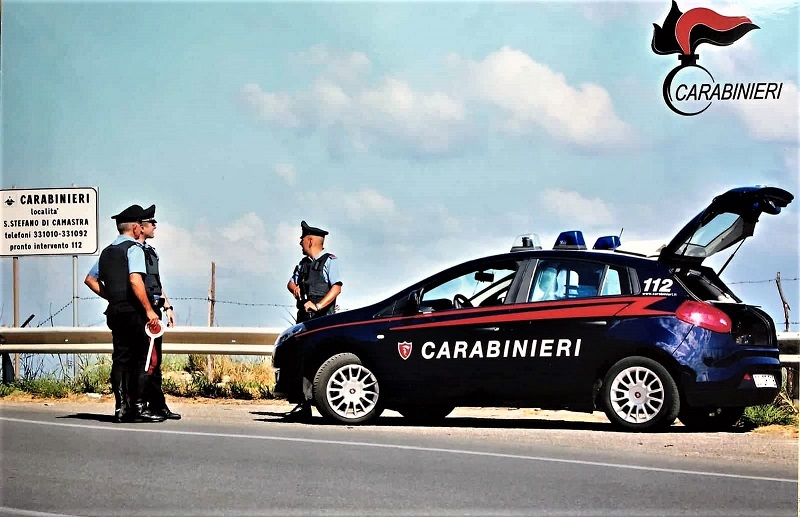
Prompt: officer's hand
<box><xmin>292</xmin><ymin>286</ymin><xmax>301</xmax><ymax>299</ymax></box>
<box><xmin>303</xmin><ymin>301</ymin><xmax>317</xmax><ymax>313</ymax></box>
<box><xmin>146</xmin><ymin>310</ymin><xmax>160</xmax><ymax>328</ymax></box>
<box><xmin>166</xmin><ymin>309</ymin><xmax>176</xmax><ymax>328</ymax></box>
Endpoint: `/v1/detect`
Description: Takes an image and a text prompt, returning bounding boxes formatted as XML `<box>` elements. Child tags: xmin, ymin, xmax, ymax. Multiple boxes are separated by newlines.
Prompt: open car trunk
<box><xmin>671</xmin><ymin>265</ymin><xmax>777</xmax><ymax>348</ymax></box>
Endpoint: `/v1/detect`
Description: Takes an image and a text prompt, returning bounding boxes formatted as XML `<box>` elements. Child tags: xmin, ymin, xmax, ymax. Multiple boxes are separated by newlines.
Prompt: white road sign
<box><xmin>1</xmin><ymin>187</ymin><xmax>99</xmax><ymax>256</ymax></box>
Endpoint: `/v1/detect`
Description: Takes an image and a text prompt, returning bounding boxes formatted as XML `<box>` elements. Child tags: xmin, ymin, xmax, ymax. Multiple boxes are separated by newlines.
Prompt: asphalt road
<box><xmin>1</xmin><ymin>400</ymin><xmax>797</xmax><ymax>517</ymax></box>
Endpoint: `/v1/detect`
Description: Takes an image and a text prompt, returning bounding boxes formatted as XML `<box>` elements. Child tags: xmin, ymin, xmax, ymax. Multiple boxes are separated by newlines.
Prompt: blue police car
<box><xmin>272</xmin><ymin>186</ymin><xmax>793</xmax><ymax>431</ymax></box>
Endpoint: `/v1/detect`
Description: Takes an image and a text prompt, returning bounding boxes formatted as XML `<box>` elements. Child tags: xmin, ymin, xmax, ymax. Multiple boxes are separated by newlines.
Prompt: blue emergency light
<box><xmin>593</xmin><ymin>235</ymin><xmax>622</xmax><ymax>250</ymax></box>
<box><xmin>553</xmin><ymin>230</ymin><xmax>586</xmax><ymax>250</ymax></box>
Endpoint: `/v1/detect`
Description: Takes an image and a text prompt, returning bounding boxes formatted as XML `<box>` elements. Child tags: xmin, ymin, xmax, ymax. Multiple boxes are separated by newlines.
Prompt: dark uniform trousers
<box><xmin>106</xmin><ymin>306</ymin><xmax>149</xmax><ymax>412</ymax></box>
<box><xmin>143</xmin><ymin>307</ymin><xmax>167</xmax><ymax>411</ymax></box>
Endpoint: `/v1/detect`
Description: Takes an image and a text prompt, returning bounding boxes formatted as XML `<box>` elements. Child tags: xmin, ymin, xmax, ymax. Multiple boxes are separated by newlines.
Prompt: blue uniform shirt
<box><xmin>290</xmin><ymin>252</ymin><xmax>342</xmax><ymax>286</ymax></box>
<box><xmin>87</xmin><ymin>235</ymin><xmax>147</xmax><ymax>279</ymax></box>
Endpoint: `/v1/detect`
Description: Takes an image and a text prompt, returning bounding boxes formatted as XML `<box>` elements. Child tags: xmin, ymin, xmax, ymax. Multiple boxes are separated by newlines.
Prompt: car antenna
<box><xmin>619</xmin><ymin>227</ymin><xmax>624</xmax><ymax>239</ymax></box>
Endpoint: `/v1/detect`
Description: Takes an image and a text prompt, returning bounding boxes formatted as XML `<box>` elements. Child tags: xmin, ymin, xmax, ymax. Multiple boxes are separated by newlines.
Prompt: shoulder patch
<box><xmin>328</xmin><ymin>254</ymin><xmax>337</xmax><ymax>259</ymax></box>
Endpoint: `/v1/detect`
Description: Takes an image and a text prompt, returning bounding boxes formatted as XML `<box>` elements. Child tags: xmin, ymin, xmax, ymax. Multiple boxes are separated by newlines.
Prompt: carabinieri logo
<box><xmin>652</xmin><ymin>1</ymin><xmax>783</xmax><ymax>116</ymax></box>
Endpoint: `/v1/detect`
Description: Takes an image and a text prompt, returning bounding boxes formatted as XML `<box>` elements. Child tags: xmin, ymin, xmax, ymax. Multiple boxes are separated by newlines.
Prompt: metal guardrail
<box><xmin>0</xmin><ymin>327</ymin><xmax>797</xmax><ymax>359</ymax></box>
<box><xmin>0</xmin><ymin>327</ymin><xmax>283</xmax><ymax>356</ymax></box>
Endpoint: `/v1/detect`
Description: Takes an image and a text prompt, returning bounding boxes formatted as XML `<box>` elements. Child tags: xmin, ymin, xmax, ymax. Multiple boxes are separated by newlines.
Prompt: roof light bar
<box><xmin>510</xmin><ymin>233</ymin><xmax>543</xmax><ymax>252</ymax></box>
<box><xmin>553</xmin><ymin>230</ymin><xmax>587</xmax><ymax>250</ymax></box>
<box><xmin>593</xmin><ymin>235</ymin><xmax>622</xmax><ymax>250</ymax></box>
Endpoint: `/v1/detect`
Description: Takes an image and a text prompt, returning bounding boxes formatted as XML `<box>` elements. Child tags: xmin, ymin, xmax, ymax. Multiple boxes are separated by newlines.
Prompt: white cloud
<box><xmin>240</xmin><ymin>83</ymin><xmax>302</xmax><ymax>128</ymax></box>
<box><xmin>727</xmin><ymin>82</ymin><xmax>800</xmax><ymax>143</ymax></box>
<box><xmin>274</xmin><ymin>163</ymin><xmax>296</xmax><ymax>185</ymax></box>
<box><xmin>240</xmin><ymin>45</ymin><xmax>634</xmax><ymax>156</ymax></box>
<box><xmin>455</xmin><ymin>47</ymin><xmax>634</xmax><ymax>148</ymax></box>
<box><xmin>537</xmin><ymin>188</ymin><xmax>615</xmax><ymax>227</ymax></box>
<box><xmin>240</xmin><ymin>76</ymin><xmax>470</xmax><ymax>156</ymax></box>
<box><xmin>784</xmin><ymin>147</ymin><xmax>799</xmax><ymax>173</ymax></box>
<box><xmin>679</xmin><ymin>0</ymin><xmax>799</xmax><ymax>18</ymax></box>
<box><xmin>291</xmin><ymin>44</ymin><xmax>370</xmax><ymax>82</ymax></box>
<box><xmin>154</xmin><ymin>214</ymin><xmax>277</xmax><ymax>278</ymax></box>
<box><xmin>682</xmin><ymin>23</ymin><xmax>798</xmax><ymax>144</ymax></box>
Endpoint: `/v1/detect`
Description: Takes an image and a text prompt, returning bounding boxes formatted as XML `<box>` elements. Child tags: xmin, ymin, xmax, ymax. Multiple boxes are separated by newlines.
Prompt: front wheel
<box><xmin>601</xmin><ymin>356</ymin><xmax>679</xmax><ymax>432</ymax></box>
<box><xmin>313</xmin><ymin>353</ymin><xmax>382</xmax><ymax>425</ymax></box>
<box><xmin>679</xmin><ymin>406</ymin><xmax>744</xmax><ymax>431</ymax></box>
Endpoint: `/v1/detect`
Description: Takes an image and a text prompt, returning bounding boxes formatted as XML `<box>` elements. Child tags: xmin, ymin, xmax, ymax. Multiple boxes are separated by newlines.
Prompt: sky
<box><xmin>1</xmin><ymin>0</ymin><xmax>798</xmax><ymax>332</ymax></box>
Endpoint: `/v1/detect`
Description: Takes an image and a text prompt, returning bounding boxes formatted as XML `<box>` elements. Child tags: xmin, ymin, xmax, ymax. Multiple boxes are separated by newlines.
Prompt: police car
<box><xmin>272</xmin><ymin>186</ymin><xmax>793</xmax><ymax>431</ymax></box>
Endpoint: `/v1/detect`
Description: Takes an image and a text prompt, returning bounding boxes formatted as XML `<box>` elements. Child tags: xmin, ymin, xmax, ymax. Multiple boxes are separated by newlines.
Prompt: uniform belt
<box><xmin>153</xmin><ymin>298</ymin><xmax>165</xmax><ymax>309</ymax></box>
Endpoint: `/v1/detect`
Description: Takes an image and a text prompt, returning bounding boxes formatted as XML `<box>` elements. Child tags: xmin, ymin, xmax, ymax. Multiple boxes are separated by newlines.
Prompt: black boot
<box><xmin>131</xmin><ymin>370</ymin><xmax>165</xmax><ymax>423</ymax></box>
<box><xmin>111</xmin><ymin>368</ymin><xmax>131</xmax><ymax>423</ymax></box>
<box><xmin>132</xmin><ymin>402</ymin><xmax>166</xmax><ymax>423</ymax></box>
<box><xmin>153</xmin><ymin>405</ymin><xmax>181</xmax><ymax>420</ymax></box>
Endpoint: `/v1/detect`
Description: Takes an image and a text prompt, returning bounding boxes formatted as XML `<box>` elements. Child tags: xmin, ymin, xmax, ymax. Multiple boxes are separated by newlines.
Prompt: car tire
<box><xmin>396</xmin><ymin>405</ymin><xmax>455</xmax><ymax>424</ymax></box>
<box><xmin>678</xmin><ymin>406</ymin><xmax>744</xmax><ymax>431</ymax></box>
<box><xmin>313</xmin><ymin>353</ymin><xmax>382</xmax><ymax>425</ymax></box>
<box><xmin>601</xmin><ymin>356</ymin><xmax>679</xmax><ymax>432</ymax></box>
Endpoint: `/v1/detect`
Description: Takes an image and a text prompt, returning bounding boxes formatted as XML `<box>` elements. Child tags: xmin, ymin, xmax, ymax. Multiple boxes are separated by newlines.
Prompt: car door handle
<box><xmin>585</xmin><ymin>320</ymin><xmax>608</xmax><ymax>326</ymax></box>
<box><xmin>478</xmin><ymin>327</ymin><xmax>500</xmax><ymax>332</ymax></box>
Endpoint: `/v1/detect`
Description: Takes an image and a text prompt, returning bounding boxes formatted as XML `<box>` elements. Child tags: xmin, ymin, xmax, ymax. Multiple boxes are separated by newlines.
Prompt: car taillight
<box><xmin>676</xmin><ymin>301</ymin><xmax>732</xmax><ymax>333</ymax></box>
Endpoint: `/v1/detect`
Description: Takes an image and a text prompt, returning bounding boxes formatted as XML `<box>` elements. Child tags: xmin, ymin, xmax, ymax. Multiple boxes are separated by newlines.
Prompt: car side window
<box><xmin>421</xmin><ymin>261</ymin><xmax>520</xmax><ymax>311</ymax></box>
<box><xmin>600</xmin><ymin>267</ymin><xmax>622</xmax><ymax>296</ymax></box>
<box><xmin>529</xmin><ymin>259</ymin><xmax>626</xmax><ymax>301</ymax></box>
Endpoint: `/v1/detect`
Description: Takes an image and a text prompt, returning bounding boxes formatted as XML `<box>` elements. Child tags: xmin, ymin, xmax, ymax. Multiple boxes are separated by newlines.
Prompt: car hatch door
<box><xmin>659</xmin><ymin>186</ymin><xmax>793</xmax><ymax>267</ymax></box>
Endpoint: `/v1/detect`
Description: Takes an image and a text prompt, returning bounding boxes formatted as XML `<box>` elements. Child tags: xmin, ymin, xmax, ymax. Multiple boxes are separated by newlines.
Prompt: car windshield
<box><xmin>422</xmin><ymin>265</ymin><xmax>518</xmax><ymax>310</ymax></box>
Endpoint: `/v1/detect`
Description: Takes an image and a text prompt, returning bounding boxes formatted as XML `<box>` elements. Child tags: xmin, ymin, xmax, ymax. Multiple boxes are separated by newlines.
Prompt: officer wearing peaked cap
<box><xmin>287</xmin><ymin>220</ymin><xmax>342</xmax><ymax>323</ymax></box>
<box><xmin>284</xmin><ymin>220</ymin><xmax>343</xmax><ymax>421</ymax></box>
<box><xmin>136</xmin><ymin>205</ymin><xmax>181</xmax><ymax>420</ymax></box>
<box><xmin>84</xmin><ymin>204</ymin><xmax>165</xmax><ymax>423</ymax></box>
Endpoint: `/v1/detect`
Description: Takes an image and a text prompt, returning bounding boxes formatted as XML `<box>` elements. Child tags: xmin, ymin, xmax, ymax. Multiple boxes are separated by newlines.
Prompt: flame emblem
<box><xmin>652</xmin><ymin>1</ymin><xmax>759</xmax><ymax>116</ymax></box>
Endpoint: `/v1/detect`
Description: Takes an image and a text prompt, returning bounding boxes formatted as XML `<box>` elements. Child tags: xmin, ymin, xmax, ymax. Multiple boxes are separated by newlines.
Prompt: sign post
<box><xmin>1</xmin><ymin>187</ymin><xmax>99</xmax><ymax>381</ymax></box>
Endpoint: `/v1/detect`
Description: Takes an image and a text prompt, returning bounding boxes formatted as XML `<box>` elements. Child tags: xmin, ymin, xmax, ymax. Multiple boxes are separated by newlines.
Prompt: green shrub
<box><xmin>161</xmin><ymin>376</ymin><xmax>184</xmax><ymax>397</ymax></box>
<box><xmin>742</xmin><ymin>398</ymin><xmax>798</xmax><ymax>428</ymax></box>
<box><xmin>187</xmin><ymin>354</ymin><xmax>208</xmax><ymax>373</ymax></box>
<box><xmin>16</xmin><ymin>378</ymin><xmax>73</xmax><ymax>398</ymax></box>
<box><xmin>162</xmin><ymin>354</ymin><xmax>189</xmax><ymax>373</ymax></box>
<box><xmin>229</xmin><ymin>381</ymin><xmax>254</xmax><ymax>400</ymax></box>
<box><xmin>0</xmin><ymin>384</ymin><xmax>19</xmax><ymax>397</ymax></box>
<box><xmin>76</xmin><ymin>361</ymin><xmax>112</xmax><ymax>394</ymax></box>
<box><xmin>257</xmin><ymin>383</ymin><xmax>273</xmax><ymax>400</ymax></box>
<box><xmin>191</xmin><ymin>372</ymin><xmax>229</xmax><ymax>398</ymax></box>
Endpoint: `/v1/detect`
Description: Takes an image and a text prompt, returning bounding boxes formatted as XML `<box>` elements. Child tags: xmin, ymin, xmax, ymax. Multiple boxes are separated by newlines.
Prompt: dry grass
<box><xmin>161</xmin><ymin>355</ymin><xmax>276</xmax><ymax>400</ymax></box>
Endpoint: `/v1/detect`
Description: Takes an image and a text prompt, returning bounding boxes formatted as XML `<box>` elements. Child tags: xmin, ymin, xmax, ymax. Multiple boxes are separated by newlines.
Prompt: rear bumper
<box><xmin>681</xmin><ymin>361</ymin><xmax>781</xmax><ymax>408</ymax></box>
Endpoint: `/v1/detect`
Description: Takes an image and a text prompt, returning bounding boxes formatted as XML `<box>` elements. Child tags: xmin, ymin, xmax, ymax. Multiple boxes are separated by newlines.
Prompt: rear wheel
<box><xmin>679</xmin><ymin>406</ymin><xmax>744</xmax><ymax>431</ymax></box>
<box><xmin>396</xmin><ymin>405</ymin><xmax>455</xmax><ymax>424</ymax></box>
<box><xmin>313</xmin><ymin>353</ymin><xmax>382</xmax><ymax>425</ymax></box>
<box><xmin>601</xmin><ymin>356</ymin><xmax>679</xmax><ymax>432</ymax></box>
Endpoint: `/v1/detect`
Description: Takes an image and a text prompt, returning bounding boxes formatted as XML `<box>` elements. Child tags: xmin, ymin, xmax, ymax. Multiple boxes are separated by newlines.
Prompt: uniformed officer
<box><xmin>284</xmin><ymin>220</ymin><xmax>343</xmax><ymax>421</ymax></box>
<box><xmin>84</xmin><ymin>204</ymin><xmax>165</xmax><ymax>423</ymax></box>
<box><xmin>286</xmin><ymin>221</ymin><xmax>343</xmax><ymax>324</ymax></box>
<box><xmin>136</xmin><ymin>205</ymin><xmax>181</xmax><ymax>420</ymax></box>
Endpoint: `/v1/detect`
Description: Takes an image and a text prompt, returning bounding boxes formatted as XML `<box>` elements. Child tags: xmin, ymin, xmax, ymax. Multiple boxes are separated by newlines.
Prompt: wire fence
<box><xmin>27</xmin><ymin>276</ymin><xmax>799</xmax><ymax>328</ymax></box>
<box><xmin>33</xmin><ymin>296</ymin><xmax>295</xmax><ymax>328</ymax></box>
